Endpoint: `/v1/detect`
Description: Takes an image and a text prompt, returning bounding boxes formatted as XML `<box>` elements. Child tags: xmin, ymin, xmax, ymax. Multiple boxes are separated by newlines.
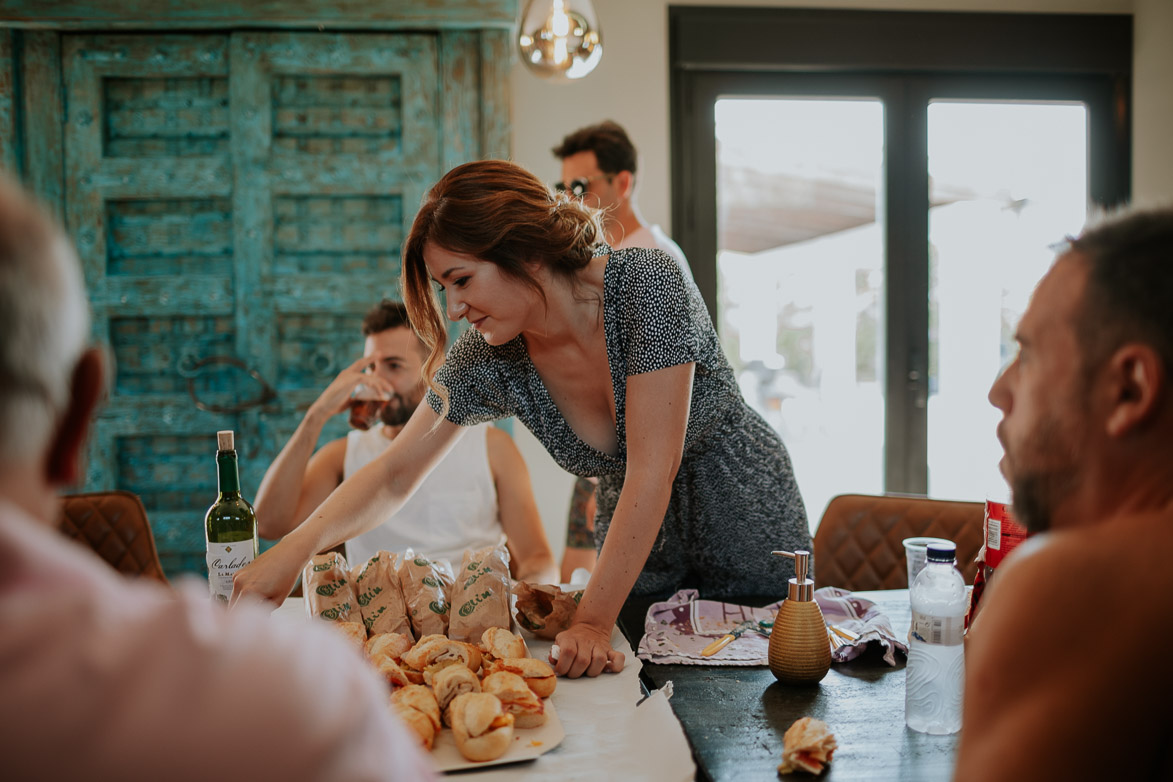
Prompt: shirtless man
<box><xmin>956</xmin><ymin>207</ymin><xmax>1173</xmax><ymax>780</ymax></box>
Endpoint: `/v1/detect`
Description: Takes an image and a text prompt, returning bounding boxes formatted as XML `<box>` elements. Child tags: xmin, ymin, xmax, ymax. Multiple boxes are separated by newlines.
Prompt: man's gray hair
<box><xmin>0</xmin><ymin>176</ymin><xmax>91</xmax><ymax>461</ymax></box>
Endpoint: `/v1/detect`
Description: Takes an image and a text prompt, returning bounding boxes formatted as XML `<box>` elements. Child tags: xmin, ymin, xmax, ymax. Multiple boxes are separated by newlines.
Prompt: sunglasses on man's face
<box><xmin>552</xmin><ymin>174</ymin><xmax>611</xmax><ymax>198</ymax></box>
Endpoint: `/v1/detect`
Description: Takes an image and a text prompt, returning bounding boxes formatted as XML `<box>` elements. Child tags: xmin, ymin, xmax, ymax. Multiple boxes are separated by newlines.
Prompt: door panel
<box><xmin>230</xmin><ymin>32</ymin><xmax>439</xmax><ymax>500</ymax></box>
<box><xmin>672</xmin><ymin>9</ymin><xmax>1130</xmax><ymax>517</ymax></box>
<box><xmin>64</xmin><ymin>34</ymin><xmax>238</xmax><ymax>574</ymax></box>
<box><xmin>925</xmin><ymin>99</ymin><xmax>1089</xmax><ymax>500</ymax></box>
<box><xmin>714</xmin><ymin>96</ymin><xmax>887</xmax><ymax>525</ymax></box>
<box><xmin>61</xmin><ymin>31</ymin><xmax>464</xmax><ymax>576</ymax></box>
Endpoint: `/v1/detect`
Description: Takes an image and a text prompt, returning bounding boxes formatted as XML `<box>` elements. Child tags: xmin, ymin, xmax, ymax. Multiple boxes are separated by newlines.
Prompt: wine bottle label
<box><xmin>206</xmin><ymin>541</ymin><xmax>255</xmax><ymax>604</ymax></box>
<box><xmin>910</xmin><ymin>609</ymin><xmax>964</xmax><ymax>646</ymax></box>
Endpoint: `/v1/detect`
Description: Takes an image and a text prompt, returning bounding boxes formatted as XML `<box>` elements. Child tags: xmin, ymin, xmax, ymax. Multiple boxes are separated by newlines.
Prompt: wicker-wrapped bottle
<box><xmin>768</xmin><ymin>550</ymin><xmax>831</xmax><ymax>684</ymax></box>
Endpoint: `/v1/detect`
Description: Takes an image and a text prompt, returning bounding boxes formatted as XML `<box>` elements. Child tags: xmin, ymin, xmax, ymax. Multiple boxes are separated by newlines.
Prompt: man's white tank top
<box><xmin>343</xmin><ymin>423</ymin><xmax>502</xmax><ymax>568</ymax></box>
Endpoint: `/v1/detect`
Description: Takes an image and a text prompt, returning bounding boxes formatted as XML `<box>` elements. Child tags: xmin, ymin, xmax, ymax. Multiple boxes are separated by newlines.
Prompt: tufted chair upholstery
<box><xmin>813</xmin><ymin>493</ymin><xmax>983</xmax><ymax>591</ymax></box>
<box><xmin>58</xmin><ymin>490</ymin><xmax>169</xmax><ymax>585</ymax></box>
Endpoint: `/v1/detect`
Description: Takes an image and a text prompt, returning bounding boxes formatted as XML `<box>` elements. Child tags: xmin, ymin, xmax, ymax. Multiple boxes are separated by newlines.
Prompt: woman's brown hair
<box><xmin>401</xmin><ymin>159</ymin><xmax>603</xmax><ymax>419</ymax></box>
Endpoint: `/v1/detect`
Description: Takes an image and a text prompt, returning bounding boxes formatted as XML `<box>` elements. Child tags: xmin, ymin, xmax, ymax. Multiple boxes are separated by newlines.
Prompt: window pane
<box><xmin>715</xmin><ymin>98</ymin><xmax>885</xmax><ymax>527</ymax></box>
<box><xmin>927</xmin><ymin>100</ymin><xmax>1088</xmax><ymax>500</ymax></box>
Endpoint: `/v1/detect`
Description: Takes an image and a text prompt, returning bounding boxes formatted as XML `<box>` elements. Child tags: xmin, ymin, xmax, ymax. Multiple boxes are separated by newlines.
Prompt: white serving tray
<box><xmin>431</xmin><ymin>697</ymin><xmax>565</xmax><ymax>773</ymax></box>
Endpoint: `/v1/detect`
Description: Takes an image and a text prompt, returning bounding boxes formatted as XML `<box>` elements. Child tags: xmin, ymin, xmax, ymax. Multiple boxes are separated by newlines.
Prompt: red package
<box><xmin>984</xmin><ymin>499</ymin><xmax>1028</xmax><ymax>571</ymax></box>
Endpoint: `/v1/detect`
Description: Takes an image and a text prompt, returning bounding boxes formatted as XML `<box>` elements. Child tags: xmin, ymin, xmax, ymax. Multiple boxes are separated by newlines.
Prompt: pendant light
<box><xmin>518</xmin><ymin>0</ymin><xmax>603</xmax><ymax>81</ymax></box>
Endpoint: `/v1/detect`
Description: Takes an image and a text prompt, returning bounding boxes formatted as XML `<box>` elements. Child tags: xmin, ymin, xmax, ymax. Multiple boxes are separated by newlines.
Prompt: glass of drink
<box><xmin>348</xmin><ymin>383</ymin><xmax>385</xmax><ymax>430</ymax></box>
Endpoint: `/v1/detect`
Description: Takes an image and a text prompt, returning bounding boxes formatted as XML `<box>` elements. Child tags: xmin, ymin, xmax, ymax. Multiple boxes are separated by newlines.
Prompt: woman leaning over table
<box><xmin>231</xmin><ymin>159</ymin><xmax>811</xmax><ymax>677</ymax></box>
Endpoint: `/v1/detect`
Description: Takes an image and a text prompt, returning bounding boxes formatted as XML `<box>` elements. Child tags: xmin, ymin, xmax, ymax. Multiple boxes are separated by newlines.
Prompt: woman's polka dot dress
<box><xmin>427</xmin><ymin>245</ymin><xmax>810</xmax><ymax>599</ymax></box>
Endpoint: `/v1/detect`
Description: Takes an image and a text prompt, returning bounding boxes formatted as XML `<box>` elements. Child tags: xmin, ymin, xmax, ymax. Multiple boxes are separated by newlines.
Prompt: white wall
<box><xmin>1133</xmin><ymin>0</ymin><xmax>1173</xmax><ymax>205</ymax></box>
<box><xmin>508</xmin><ymin>0</ymin><xmax>1172</xmax><ymax>561</ymax></box>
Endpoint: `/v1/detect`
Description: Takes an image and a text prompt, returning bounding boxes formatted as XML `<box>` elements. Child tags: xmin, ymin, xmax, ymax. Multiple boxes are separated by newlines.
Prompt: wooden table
<box><xmin>618</xmin><ymin>590</ymin><xmax>959</xmax><ymax>782</ymax></box>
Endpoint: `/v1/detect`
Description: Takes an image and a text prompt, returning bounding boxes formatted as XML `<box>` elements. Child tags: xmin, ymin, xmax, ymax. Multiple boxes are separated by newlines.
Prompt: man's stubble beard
<box><xmin>1007</xmin><ymin>399</ymin><xmax>1087</xmax><ymax>535</ymax></box>
<box><xmin>378</xmin><ymin>388</ymin><xmax>424</xmax><ymax>427</ymax></box>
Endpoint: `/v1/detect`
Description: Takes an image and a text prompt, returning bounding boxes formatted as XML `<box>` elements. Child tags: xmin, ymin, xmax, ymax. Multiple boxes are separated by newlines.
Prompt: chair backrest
<box><xmin>58</xmin><ymin>490</ymin><xmax>169</xmax><ymax>585</ymax></box>
<box><xmin>813</xmin><ymin>493</ymin><xmax>984</xmax><ymax>591</ymax></box>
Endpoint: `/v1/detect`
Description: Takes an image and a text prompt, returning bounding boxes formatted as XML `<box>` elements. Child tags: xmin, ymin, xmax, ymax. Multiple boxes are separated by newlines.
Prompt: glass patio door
<box><xmin>926</xmin><ymin>100</ymin><xmax>1089</xmax><ymax>500</ymax></box>
<box><xmin>673</xmin><ymin>8</ymin><xmax>1130</xmax><ymax>530</ymax></box>
<box><xmin>715</xmin><ymin>96</ymin><xmax>887</xmax><ymax>525</ymax></box>
<box><xmin>708</xmin><ymin>76</ymin><xmax>1112</xmax><ymax>526</ymax></box>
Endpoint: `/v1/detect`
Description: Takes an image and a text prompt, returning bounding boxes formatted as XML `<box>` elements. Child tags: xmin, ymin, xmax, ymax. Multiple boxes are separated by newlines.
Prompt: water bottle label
<box><xmin>911</xmin><ymin>609</ymin><xmax>964</xmax><ymax>646</ymax></box>
<box><xmin>207</xmin><ymin>541</ymin><xmax>255</xmax><ymax>604</ymax></box>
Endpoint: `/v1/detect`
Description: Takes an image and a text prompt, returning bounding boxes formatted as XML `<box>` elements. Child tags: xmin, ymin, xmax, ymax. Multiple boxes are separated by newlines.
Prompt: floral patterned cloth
<box><xmin>636</xmin><ymin>587</ymin><xmax>908</xmax><ymax>667</ymax></box>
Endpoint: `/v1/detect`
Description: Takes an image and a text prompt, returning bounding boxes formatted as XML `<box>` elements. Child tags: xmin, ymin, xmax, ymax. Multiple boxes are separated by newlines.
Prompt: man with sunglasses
<box><xmin>552</xmin><ymin>120</ymin><xmax>691</xmax><ymax>280</ymax></box>
<box><xmin>552</xmin><ymin>120</ymin><xmax>693</xmax><ymax>583</ymax></box>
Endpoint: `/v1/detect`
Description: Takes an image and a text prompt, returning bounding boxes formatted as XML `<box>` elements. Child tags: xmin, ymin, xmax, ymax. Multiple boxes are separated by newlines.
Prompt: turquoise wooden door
<box><xmin>61</xmin><ymin>30</ymin><xmax>505</xmax><ymax>576</ymax></box>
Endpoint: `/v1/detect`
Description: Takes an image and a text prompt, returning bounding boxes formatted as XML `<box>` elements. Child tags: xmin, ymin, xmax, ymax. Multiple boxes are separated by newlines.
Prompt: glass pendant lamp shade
<box><xmin>518</xmin><ymin>0</ymin><xmax>603</xmax><ymax>81</ymax></box>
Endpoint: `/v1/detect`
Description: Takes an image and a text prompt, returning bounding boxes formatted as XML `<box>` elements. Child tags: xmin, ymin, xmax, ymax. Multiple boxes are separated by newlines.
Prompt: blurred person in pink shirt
<box><xmin>0</xmin><ymin>175</ymin><xmax>436</xmax><ymax>782</ymax></box>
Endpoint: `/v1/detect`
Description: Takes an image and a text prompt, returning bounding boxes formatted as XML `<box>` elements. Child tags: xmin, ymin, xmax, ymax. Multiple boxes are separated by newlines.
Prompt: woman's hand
<box><xmin>230</xmin><ymin>540</ymin><xmax>308</xmax><ymax>608</ymax></box>
<box><xmin>550</xmin><ymin>621</ymin><xmax>625</xmax><ymax>678</ymax></box>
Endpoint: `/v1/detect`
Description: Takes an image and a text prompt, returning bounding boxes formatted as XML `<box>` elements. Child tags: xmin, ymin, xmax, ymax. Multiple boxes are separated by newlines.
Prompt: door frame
<box><xmin>670</xmin><ymin>7</ymin><xmax>1132</xmax><ymax>494</ymax></box>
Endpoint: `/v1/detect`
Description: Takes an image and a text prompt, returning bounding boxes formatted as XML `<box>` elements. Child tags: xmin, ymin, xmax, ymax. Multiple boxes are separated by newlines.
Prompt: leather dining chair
<box><xmin>813</xmin><ymin>493</ymin><xmax>984</xmax><ymax>591</ymax></box>
<box><xmin>58</xmin><ymin>490</ymin><xmax>169</xmax><ymax>585</ymax></box>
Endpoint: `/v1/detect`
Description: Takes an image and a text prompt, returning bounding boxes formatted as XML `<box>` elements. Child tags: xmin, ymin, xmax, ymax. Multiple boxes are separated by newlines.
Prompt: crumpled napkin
<box><xmin>636</xmin><ymin>587</ymin><xmax>908</xmax><ymax>667</ymax></box>
<box><xmin>816</xmin><ymin>586</ymin><xmax>907</xmax><ymax>667</ymax></box>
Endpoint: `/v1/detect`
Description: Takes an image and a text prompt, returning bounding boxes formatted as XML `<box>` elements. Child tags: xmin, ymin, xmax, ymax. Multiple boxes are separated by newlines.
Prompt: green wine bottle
<box><xmin>205</xmin><ymin>430</ymin><xmax>259</xmax><ymax>604</ymax></box>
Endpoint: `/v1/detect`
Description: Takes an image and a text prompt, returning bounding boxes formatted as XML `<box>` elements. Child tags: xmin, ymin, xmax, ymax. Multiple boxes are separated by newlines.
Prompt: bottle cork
<box><xmin>216</xmin><ymin>430</ymin><xmax>235</xmax><ymax>451</ymax></box>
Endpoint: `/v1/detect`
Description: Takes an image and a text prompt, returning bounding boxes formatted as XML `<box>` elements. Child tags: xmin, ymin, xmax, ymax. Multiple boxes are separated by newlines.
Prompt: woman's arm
<box><xmin>486</xmin><ymin>426</ymin><xmax>558</xmax><ymax>584</ymax></box>
<box><xmin>230</xmin><ymin>404</ymin><xmax>466</xmax><ymax>606</ymax></box>
<box><xmin>552</xmin><ymin>362</ymin><xmax>695</xmax><ymax>678</ymax></box>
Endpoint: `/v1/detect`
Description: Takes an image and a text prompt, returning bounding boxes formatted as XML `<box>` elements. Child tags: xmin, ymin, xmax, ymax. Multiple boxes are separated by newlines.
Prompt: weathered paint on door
<box><xmin>48</xmin><ymin>30</ymin><xmax>509</xmax><ymax>575</ymax></box>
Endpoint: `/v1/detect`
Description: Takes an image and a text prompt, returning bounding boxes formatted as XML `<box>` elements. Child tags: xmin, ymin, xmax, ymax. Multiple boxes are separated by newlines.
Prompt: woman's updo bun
<box><xmin>400</xmin><ymin>160</ymin><xmax>606</xmax><ymax>421</ymax></box>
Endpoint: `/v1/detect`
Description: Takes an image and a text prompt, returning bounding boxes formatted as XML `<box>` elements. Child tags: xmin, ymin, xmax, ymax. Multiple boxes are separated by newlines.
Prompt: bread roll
<box><xmin>480</xmin><ymin>627</ymin><xmax>527</xmax><ymax>662</ymax></box>
<box><xmin>431</xmin><ymin>665</ymin><xmax>482</xmax><ymax>726</ymax></box>
<box><xmin>482</xmin><ymin>671</ymin><xmax>546</xmax><ymax>728</ymax></box>
<box><xmin>485</xmin><ymin>657</ymin><xmax>556</xmax><ymax>698</ymax></box>
<box><xmin>371</xmin><ymin>654</ymin><xmax>414</xmax><ymax>689</ymax></box>
<box><xmin>365</xmin><ymin>632</ymin><xmax>413</xmax><ymax>663</ymax></box>
<box><xmin>403</xmin><ymin>637</ymin><xmax>482</xmax><ymax>675</ymax></box>
<box><xmin>392</xmin><ymin>704</ymin><xmax>436</xmax><ymax>751</ymax></box>
<box><xmin>414</xmin><ymin>633</ymin><xmax>448</xmax><ymax>648</ymax></box>
<box><xmin>365</xmin><ymin>633</ymin><xmax>415</xmax><ymax>687</ymax></box>
<box><xmin>391</xmin><ymin>684</ymin><xmax>442</xmax><ymax>734</ymax></box>
<box><xmin>448</xmin><ymin>692</ymin><xmax>514</xmax><ymax>762</ymax></box>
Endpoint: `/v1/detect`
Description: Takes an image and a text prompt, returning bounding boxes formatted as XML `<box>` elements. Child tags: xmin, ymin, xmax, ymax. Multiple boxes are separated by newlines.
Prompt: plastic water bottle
<box><xmin>905</xmin><ymin>542</ymin><xmax>966</xmax><ymax>734</ymax></box>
